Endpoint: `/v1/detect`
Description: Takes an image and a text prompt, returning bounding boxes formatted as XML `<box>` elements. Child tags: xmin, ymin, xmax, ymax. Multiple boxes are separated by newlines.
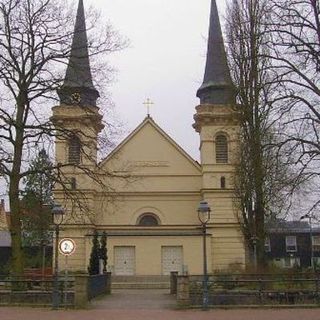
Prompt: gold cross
<box><xmin>143</xmin><ymin>98</ymin><xmax>154</xmax><ymax>117</ymax></box>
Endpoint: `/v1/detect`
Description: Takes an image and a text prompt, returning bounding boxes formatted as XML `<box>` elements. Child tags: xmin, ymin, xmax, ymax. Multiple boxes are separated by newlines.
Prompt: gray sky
<box><xmin>86</xmin><ymin>0</ymin><xmax>227</xmax><ymax>160</ymax></box>
<box><xmin>0</xmin><ymin>0</ymin><xmax>228</xmax><ymax>208</ymax></box>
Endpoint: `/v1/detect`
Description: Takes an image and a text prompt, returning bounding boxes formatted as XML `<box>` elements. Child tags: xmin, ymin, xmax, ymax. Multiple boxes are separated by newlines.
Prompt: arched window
<box><xmin>70</xmin><ymin>177</ymin><xmax>77</xmax><ymax>190</ymax></box>
<box><xmin>216</xmin><ymin>134</ymin><xmax>228</xmax><ymax>163</ymax></box>
<box><xmin>137</xmin><ymin>213</ymin><xmax>160</xmax><ymax>226</ymax></box>
<box><xmin>220</xmin><ymin>176</ymin><xmax>226</xmax><ymax>189</ymax></box>
<box><xmin>68</xmin><ymin>135</ymin><xmax>81</xmax><ymax>164</ymax></box>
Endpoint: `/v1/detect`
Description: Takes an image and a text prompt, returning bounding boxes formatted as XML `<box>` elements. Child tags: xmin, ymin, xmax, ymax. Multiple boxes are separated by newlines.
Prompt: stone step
<box><xmin>112</xmin><ymin>275</ymin><xmax>170</xmax><ymax>283</ymax></box>
<box><xmin>111</xmin><ymin>275</ymin><xmax>170</xmax><ymax>289</ymax></box>
<box><xmin>112</xmin><ymin>282</ymin><xmax>170</xmax><ymax>289</ymax></box>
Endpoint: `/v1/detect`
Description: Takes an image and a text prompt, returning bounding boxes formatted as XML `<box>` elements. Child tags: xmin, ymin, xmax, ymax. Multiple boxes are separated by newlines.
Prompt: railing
<box><xmin>183</xmin><ymin>273</ymin><xmax>320</xmax><ymax>306</ymax></box>
<box><xmin>87</xmin><ymin>273</ymin><xmax>111</xmax><ymax>300</ymax></box>
<box><xmin>0</xmin><ymin>275</ymin><xmax>74</xmax><ymax>307</ymax></box>
<box><xmin>0</xmin><ymin>273</ymin><xmax>111</xmax><ymax>308</ymax></box>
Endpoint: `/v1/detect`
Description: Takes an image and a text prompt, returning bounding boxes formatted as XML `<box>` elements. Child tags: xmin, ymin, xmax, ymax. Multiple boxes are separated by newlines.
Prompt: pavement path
<box><xmin>1</xmin><ymin>289</ymin><xmax>320</xmax><ymax>320</ymax></box>
<box><xmin>91</xmin><ymin>289</ymin><xmax>176</xmax><ymax>309</ymax></box>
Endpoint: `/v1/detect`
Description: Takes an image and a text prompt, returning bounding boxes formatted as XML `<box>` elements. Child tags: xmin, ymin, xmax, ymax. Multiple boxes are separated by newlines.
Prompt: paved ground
<box><xmin>1</xmin><ymin>289</ymin><xmax>320</xmax><ymax>320</ymax></box>
<box><xmin>91</xmin><ymin>289</ymin><xmax>176</xmax><ymax>309</ymax></box>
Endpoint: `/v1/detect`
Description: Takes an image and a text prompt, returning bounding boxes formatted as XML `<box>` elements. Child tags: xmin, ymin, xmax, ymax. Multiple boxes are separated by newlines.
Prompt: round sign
<box><xmin>59</xmin><ymin>238</ymin><xmax>76</xmax><ymax>256</ymax></box>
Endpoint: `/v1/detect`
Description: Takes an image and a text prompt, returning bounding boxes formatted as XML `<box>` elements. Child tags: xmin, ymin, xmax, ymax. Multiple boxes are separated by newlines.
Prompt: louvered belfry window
<box><xmin>216</xmin><ymin>134</ymin><xmax>228</xmax><ymax>163</ymax></box>
<box><xmin>68</xmin><ymin>135</ymin><xmax>81</xmax><ymax>164</ymax></box>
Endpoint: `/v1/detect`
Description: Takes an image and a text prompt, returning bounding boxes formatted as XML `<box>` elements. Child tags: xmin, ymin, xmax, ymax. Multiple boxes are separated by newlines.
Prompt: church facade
<box><xmin>52</xmin><ymin>0</ymin><xmax>245</xmax><ymax>275</ymax></box>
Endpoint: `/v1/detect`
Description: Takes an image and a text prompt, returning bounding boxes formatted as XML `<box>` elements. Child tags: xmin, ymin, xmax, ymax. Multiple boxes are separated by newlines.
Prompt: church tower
<box><xmin>51</xmin><ymin>0</ymin><xmax>103</xmax><ymax>219</ymax></box>
<box><xmin>194</xmin><ymin>0</ymin><xmax>245</xmax><ymax>270</ymax></box>
<box><xmin>51</xmin><ymin>0</ymin><xmax>103</xmax><ymax>189</ymax></box>
<box><xmin>50</xmin><ymin>0</ymin><xmax>104</xmax><ymax>271</ymax></box>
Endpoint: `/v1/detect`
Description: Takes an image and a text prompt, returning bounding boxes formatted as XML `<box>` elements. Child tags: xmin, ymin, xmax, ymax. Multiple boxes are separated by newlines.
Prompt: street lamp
<box><xmin>198</xmin><ymin>200</ymin><xmax>211</xmax><ymax>309</ymax></box>
<box><xmin>52</xmin><ymin>203</ymin><xmax>65</xmax><ymax>309</ymax></box>
<box><xmin>251</xmin><ymin>236</ymin><xmax>258</xmax><ymax>271</ymax></box>
<box><xmin>251</xmin><ymin>199</ymin><xmax>258</xmax><ymax>271</ymax></box>
<box><xmin>300</xmin><ymin>214</ymin><xmax>314</xmax><ymax>271</ymax></box>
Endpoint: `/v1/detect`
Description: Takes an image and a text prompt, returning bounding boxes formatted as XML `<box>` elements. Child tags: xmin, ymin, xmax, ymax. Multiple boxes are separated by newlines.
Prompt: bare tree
<box><xmin>269</xmin><ymin>0</ymin><xmax>320</xmax><ymax>215</ymax></box>
<box><xmin>0</xmin><ymin>0</ymin><xmax>126</xmax><ymax>275</ymax></box>
<box><xmin>226</xmin><ymin>0</ymin><xmax>292</xmax><ymax>268</ymax></box>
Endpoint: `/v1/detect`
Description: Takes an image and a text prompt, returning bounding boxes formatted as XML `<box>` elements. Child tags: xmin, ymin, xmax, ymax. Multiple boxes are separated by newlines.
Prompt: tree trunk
<box><xmin>9</xmin><ymin>99</ymin><xmax>25</xmax><ymax>276</ymax></box>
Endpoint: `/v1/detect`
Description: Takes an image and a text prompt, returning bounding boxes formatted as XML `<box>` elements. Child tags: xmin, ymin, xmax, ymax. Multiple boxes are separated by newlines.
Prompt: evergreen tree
<box><xmin>88</xmin><ymin>231</ymin><xmax>100</xmax><ymax>275</ymax></box>
<box><xmin>21</xmin><ymin>149</ymin><xmax>54</xmax><ymax>247</ymax></box>
<box><xmin>100</xmin><ymin>232</ymin><xmax>108</xmax><ymax>273</ymax></box>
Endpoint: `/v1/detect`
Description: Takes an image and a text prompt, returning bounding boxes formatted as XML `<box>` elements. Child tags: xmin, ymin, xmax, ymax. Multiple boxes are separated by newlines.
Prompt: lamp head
<box><xmin>52</xmin><ymin>203</ymin><xmax>65</xmax><ymax>225</ymax></box>
<box><xmin>198</xmin><ymin>200</ymin><xmax>211</xmax><ymax>224</ymax></box>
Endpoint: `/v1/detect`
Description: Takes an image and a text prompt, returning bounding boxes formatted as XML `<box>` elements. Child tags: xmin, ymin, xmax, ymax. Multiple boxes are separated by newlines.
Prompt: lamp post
<box><xmin>198</xmin><ymin>200</ymin><xmax>211</xmax><ymax>309</ymax></box>
<box><xmin>251</xmin><ymin>198</ymin><xmax>258</xmax><ymax>272</ymax></box>
<box><xmin>52</xmin><ymin>203</ymin><xmax>65</xmax><ymax>309</ymax></box>
<box><xmin>300</xmin><ymin>214</ymin><xmax>314</xmax><ymax>271</ymax></box>
<box><xmin>251</xmin><ymin>236</ymin><xmax>258</xmax><ymax>271</ymax></box>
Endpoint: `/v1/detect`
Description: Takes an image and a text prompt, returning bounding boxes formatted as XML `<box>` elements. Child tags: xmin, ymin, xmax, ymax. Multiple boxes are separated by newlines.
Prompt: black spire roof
<box><xmin>58</xmin><ymin>0</ymin><xmax>99</xmax><ymax>106</ymax></box>
<box><xmin>197</xmin><ymin>0</ymin><xmax>235</xmax><ymax>105</ymax></box>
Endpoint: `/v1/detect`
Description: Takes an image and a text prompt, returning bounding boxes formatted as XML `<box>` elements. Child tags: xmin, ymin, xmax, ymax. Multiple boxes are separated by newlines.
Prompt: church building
<box><xmin>51</xmin><ymin>0</ymin><xmax>245</xmax><ymax>275</ymax></box>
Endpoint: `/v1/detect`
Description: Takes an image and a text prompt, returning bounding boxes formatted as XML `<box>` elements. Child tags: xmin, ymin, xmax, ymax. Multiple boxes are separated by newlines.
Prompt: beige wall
<box><xmin>56</xmin><ymin>227</ymin><xmax>245</xmax><ymax>274</ymax></box>
<box><xmin>210</xmin><ymin>226</ymin><xmax>245</xmax><ymax>270</ymax></box>
<box><xmin>107</xmin><ymin>235</ymin><xmax>207</xmax><ymax>275</ymax></box>
<box><xmin>95</xmin><ymin>194</ymin><xmax>201</xmax><ymax>226</ymax></box>
<box><xmin>54</xmin><ymin>227</ymin><xmax>92</xmax><ymax>272</ymax></box>
<box><xmin>0</xmin><ymin>200</ymin><xmax>8</xmax><ymax>230</ymax></box>
<box><xmin>53</xmin><ymin>114</ymin><xmax>246</xmax><ymax>275</ymax></box>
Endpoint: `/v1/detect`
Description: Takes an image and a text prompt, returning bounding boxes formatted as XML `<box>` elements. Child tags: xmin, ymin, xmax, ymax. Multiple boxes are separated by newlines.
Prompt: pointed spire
<box><xmin>197</xmin><ymin>0</ymin><xmax>235</xmax><ymax>105</ymax></box>
<box><xmin>58</xmin><ymin>0</ymin><xmax>99</xmax><ymax>106</ymax></box>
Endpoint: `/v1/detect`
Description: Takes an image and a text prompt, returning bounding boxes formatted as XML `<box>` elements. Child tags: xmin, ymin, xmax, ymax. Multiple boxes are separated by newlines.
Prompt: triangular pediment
<box><xmin>100</xmin><ymin>117</ymin><xmax>201</xmax><ymax>176</ymax></box>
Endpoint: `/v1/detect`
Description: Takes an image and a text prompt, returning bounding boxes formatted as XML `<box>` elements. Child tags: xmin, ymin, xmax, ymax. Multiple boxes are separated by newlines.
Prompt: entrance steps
<box><xmin>111</xmin><ymin>275</ymin><xmax>170</xmax><ymax>289</ymax></box>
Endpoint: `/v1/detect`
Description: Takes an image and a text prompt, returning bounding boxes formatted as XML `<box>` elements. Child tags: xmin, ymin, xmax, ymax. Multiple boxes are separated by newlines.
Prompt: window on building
<box><xmin>70</xmin><ymin>177</ymin><xmax>77</xmax><ymax>190</ymax></box>
<box><xmin>284</xmin><ymin>257</ymin><xmax>291</xmax><ymax>268</ymax></box>
<box><xmin>216</xmin><ymin>134</ymin><xmax>228</xmax><ymax>163</ymax></box>
<box><xmin>68</xmin><ymin>135</ymin><xmax>81</xmax><ymax>164</ymax></box>
<box><xmin>264</xmin><ymin>237</ymin><xmax>271</xmax><ymax>252</ymax></box>
<box><xmin>284</xmin><ymin>257</ymin><xmax>300</xmax><ymax>268</ymax></box>
<box><xmin>312</xmin><ymin>236</ymin><xmax>320</xmax><ymax>252</ymax></box>
<box><xmin>286</xmin><ymin>236</ymin><xmax>297</xmax><ymax>252</ymax></box>
<box><xmin>313</xmin><ymin>257</ymin><xmax>320</xmax><ymax>268</ymax></box>
<box><xmin>220</xmin><ymin>176</ymin><xmax>226</xmax><ymax>189</ymax></box>
<box><xmin>137</xmin><ymin>213</ymin><xmax>160</xmax><ymax>226</ymax></box>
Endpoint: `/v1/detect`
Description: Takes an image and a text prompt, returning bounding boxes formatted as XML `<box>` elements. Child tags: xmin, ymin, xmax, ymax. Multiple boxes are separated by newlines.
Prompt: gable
<box><xmin>100</xmin><ymin>117</ymin><xmax>201</xmax><ymax>176</ymax></box>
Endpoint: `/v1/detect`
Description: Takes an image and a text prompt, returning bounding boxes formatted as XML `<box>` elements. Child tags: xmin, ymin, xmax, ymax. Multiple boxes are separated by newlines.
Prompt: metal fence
<box><xmin>0</xmin><ymin>275</ymin><xmax>74</xmax><ymax>306</ymax></box>
<box><xmin>87</xmin><ymin>273</ymin><xmax>110</xmax><ymax>300</ymax></box>
<box><xmin>188</xmin><ymin>274</ymin><xmax>320</xmax><ymax>306</ymax></box>
<box><xmin>0</xmin><ymin>273</ymin><xmax>111</xmax><ymax>307</ymax></box>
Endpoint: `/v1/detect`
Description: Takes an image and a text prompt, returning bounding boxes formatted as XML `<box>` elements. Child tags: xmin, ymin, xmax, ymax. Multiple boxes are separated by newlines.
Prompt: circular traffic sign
<box><xmin>59</xmin><ymin>238</ymin><xmax>76</xmax><ymax>256</ymax></box>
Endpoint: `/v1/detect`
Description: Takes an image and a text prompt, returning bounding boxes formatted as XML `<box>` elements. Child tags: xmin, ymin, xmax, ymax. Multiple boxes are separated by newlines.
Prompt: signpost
<box><xmin>59</xmin><ymin>238</ymin><xmax>76</xmax><ymax>256</ymax></box>
<box><xmin>59</xmin><ymin>238</ymin><xmax>76</xmax><ymax>307</ymax></box>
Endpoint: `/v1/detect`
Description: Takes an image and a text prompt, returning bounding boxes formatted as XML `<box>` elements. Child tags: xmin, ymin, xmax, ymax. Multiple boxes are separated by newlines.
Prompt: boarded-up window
<box><xmin>68</xmin><ymin>136</ymin><xmax>81</xmax><ymax>164</ymax></box>
<box><xmin>216</xmin><ymin>134</ymin><xmax>228</xmax><ymax>163</ymax></box>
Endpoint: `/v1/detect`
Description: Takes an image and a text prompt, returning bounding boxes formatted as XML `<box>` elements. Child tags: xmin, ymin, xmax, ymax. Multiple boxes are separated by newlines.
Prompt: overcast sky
<box><xmin>86</xmin><ymin>0</ymin><xmax>227</xmax><ymax>160</ymax></box>
<box><xmin>0</xmin><ymin>0</ymin><xmax>228</xmax><ymax>207</ymax></box>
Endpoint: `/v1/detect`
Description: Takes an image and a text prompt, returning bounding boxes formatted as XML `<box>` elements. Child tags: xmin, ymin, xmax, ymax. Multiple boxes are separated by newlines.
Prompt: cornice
<box><xmin>193</xmin><ymin>104</ymin><xmax>240</xmax><ymax>132</ymax></box>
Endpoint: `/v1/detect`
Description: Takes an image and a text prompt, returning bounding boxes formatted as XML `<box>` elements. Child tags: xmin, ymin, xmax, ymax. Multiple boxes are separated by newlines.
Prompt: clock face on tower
<box><xmin>70</xmin><ymin>92</ymin><xmax>81</xmax><ymax>104</ymax></box>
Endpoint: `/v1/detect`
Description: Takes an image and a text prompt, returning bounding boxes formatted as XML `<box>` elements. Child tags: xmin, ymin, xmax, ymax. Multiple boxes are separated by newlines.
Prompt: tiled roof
<box><xmin>266</xmin><ymin>219</ymin><xmax>316</xmax><ymax>233</ymax></box>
